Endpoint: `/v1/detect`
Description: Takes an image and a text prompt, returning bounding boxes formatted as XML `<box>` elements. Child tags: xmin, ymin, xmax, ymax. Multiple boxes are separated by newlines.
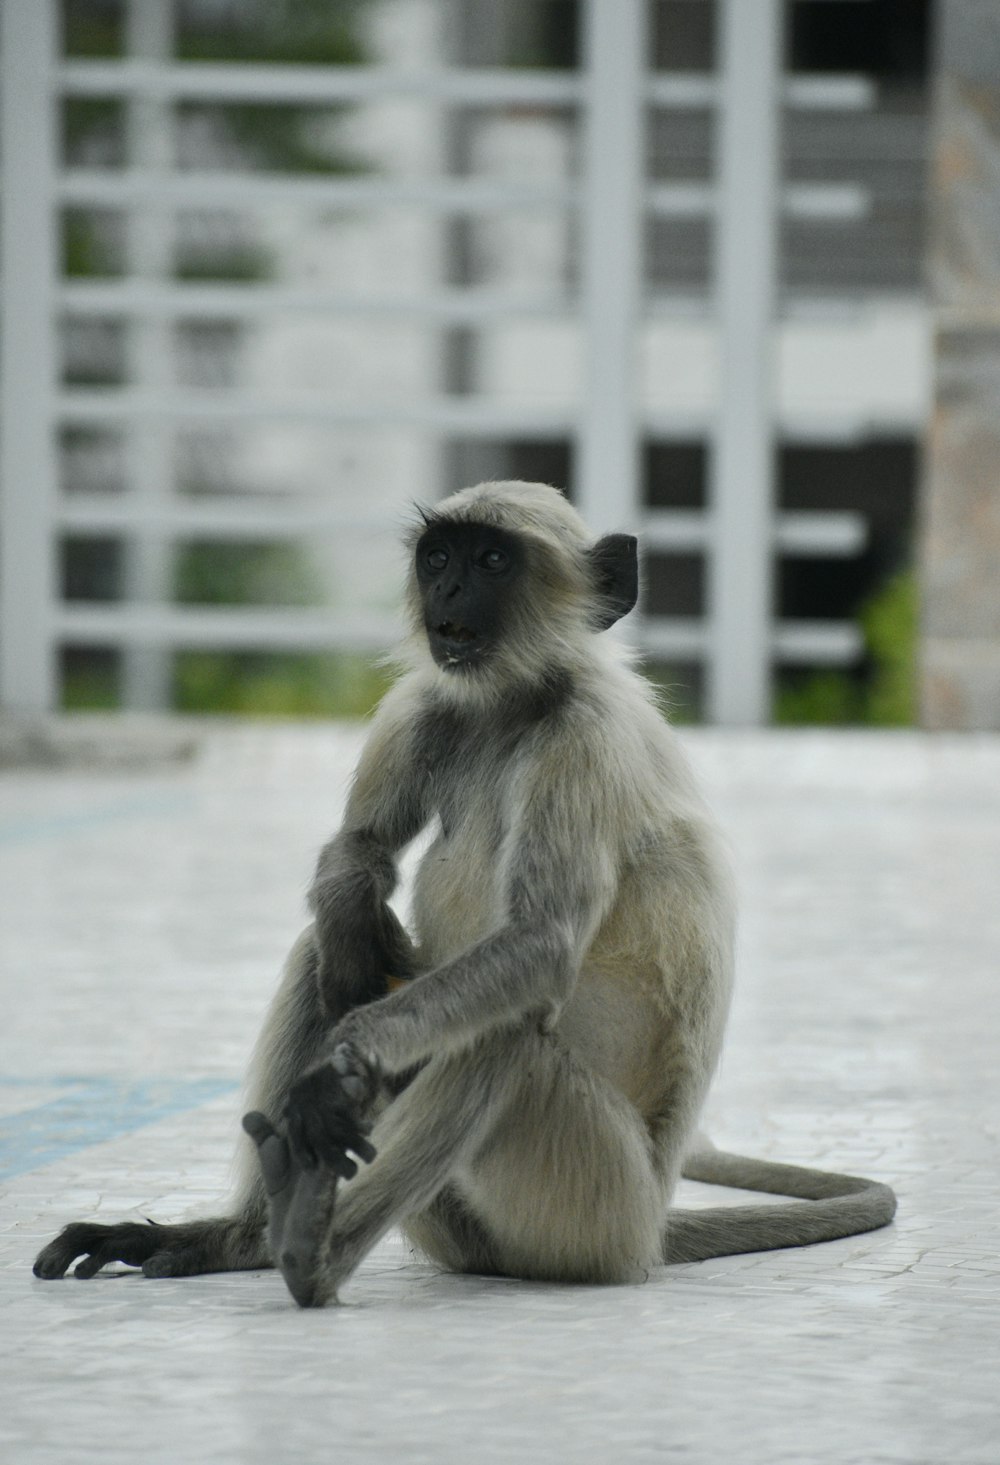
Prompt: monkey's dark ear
<box><xmin>589</xmin><ymin>533</ymin><xmax>639</xmax><ymax>630</ymax></box>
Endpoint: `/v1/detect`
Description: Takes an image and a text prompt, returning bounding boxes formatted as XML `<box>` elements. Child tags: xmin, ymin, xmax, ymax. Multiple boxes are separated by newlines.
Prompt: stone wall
<box><xmin>921</xmin><ymin>0</ymin><xmax>1000</xmax><ymax>729</ymax></box>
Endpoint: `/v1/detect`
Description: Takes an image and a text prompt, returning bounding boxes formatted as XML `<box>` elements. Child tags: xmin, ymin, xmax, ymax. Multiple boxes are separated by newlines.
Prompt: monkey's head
<box><xmin>404</xmin><ymin>481</ymin><xmax>638</xmax><ymax>696</ymax></box>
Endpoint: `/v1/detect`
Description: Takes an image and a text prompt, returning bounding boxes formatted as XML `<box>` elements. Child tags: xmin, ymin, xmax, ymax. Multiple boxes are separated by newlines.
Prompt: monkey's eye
<box><xmin>424</xmin><ymin>546</ymin><xmax>449</xmax><ymax>573</ymax></box>
<box><xmin>478</xmin><ymin>548</ymin><xmax>509</xmax><ymax>573</ymax></box>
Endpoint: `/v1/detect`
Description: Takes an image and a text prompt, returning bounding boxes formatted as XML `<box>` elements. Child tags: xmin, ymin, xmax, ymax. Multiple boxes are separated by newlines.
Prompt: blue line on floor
<box><xmin>0</xmin><ymin>791</ymin><xmax>196</xmax><ymax>847</ymax></box>
<box><xmin>0</xmin><ymin>1076</ymin><xmax>238</xmax><ymax>1179</ymax></box>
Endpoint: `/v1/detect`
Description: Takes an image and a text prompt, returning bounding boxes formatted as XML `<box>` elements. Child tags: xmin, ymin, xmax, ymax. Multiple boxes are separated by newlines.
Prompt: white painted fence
<box><xmin>1</xmin><ymin>0</ymin><xmax>877</xmax><ymax>724</ymax></box>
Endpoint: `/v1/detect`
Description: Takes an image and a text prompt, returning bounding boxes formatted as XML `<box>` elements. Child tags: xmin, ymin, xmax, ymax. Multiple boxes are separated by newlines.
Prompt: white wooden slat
<box><xmin>576</xmin><ymin>0</ymin><xmax>647</xmax><ymax>536</ymax></box>
<box><xmin>55</xmin><ymin>604</ymin><xmax>400</xmax><ymax>653</ymax></box>
<box><xmin>642</xmin><ymin>511</ymin><xmax>867</xmax><ymax>556</ymax></box>
<box><xmin>121</xmin><ymin>0</ymin><xmax>174</xmax><ymax>710</ymax></box>
<box><xmin>58</xmin><ymin>62</ymin><xmax>875</xmax><ymax>113</ymax></box>
<box><xmin>58</xmin><ymin>282</ymin><xmax>573</xmax><ymax>321</ymax></box>
<box><xmin>0</xmin><ymin>0</ymin><xmax>60</xmax><ymax>713</ymax></box>
<box><xmin>57</xmin><ymin>62</ymin><xmax>584</xmax><ymax>106</ymax></box>
<box><xmin>59</xmin><ymin>500</ymin><xmax>867</xmax><ymax>560</ymax></box>
<box><xmin>706</xmin><ymin>0</ymin><xmax>783</xmax><ymax>725</ymax></box>
<box><xmin>58</xmin><ymin>171</ymin><xmax>576</xmax><ymax>211</ymax></box>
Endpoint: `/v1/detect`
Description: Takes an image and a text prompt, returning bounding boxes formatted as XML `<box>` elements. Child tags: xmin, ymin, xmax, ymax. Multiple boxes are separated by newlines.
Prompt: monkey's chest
<box><xmin>411</xmin><ymin>802</ymin><xmax>507</xmax><ymax>964</ymax></box>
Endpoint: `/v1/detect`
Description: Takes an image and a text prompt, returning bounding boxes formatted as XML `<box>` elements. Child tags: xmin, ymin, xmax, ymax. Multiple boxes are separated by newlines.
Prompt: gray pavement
<box><xmin>2</xmin><ymin>720</ymin><xmax>998</xmax><ymax>1464</ymax></box>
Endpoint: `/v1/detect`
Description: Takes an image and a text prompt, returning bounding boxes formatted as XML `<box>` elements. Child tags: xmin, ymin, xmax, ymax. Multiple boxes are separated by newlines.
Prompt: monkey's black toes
<box><xmin>242</xmin><ymin>1111</ymin><xmax>293</xmax><ymax>1197</ymax></box>
<box><xmin>34</xmin><ymin>1221</ymin><xmax>161</xmax><ymax>1280</ymax></box>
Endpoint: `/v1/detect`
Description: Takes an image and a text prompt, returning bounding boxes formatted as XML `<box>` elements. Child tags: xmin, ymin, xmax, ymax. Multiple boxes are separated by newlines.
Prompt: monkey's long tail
<box><xmin>663</xmin><ymin>1146</ymin><xmax>897</xmax><ymax>1263</ymax></box>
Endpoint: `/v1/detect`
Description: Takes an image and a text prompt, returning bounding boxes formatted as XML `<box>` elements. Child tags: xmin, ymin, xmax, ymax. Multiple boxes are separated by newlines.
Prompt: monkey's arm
<box><xmin>316</xmin><ymin>765</ymin><xmax>617</xmax><ymax>1081</ymax></box>
<box><xmin>308</xmin><ymin>694</ymin><xmax>434</xmax><ymax>1020</ymax></box>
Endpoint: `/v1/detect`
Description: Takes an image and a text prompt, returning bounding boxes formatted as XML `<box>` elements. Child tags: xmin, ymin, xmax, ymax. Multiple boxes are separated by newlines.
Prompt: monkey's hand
<box><xmin>313</xmin><ymin>884</ymin><xmax>416</xmax><ymax>1021</ymax></box>
<box><xmin>281</xmin><ymin>1042</ymin><xmax>380</xmax><ymax>1178</ymax></box>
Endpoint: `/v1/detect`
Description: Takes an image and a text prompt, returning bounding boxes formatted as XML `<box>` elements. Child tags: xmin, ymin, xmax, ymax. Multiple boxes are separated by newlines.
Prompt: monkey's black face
<box><xmin>415</xmin><ymin>520</ymin><xmax>524</xmax><ymax>671</ymax></box>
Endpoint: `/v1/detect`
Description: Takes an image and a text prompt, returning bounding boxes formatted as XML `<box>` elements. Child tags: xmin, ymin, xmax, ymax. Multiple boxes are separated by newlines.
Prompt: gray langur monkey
<box><xmin>34</xmin><ymin>481</ymin><xmax>896</xmax><ymax>1307</ymax></box>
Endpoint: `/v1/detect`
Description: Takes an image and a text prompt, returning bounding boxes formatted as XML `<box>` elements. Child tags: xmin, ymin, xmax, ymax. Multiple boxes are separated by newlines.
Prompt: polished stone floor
<box><xmin>2</xmin><ymin>720</ymin><xmax>998</xmax><ymax>1464</ymax></box>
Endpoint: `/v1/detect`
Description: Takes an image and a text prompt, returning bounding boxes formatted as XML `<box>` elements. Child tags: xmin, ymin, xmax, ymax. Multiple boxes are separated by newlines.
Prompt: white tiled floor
<box><xmin>2</xmin><ymin>721</ymin><xmax>999</xmax><ymax>1464</ymax></box>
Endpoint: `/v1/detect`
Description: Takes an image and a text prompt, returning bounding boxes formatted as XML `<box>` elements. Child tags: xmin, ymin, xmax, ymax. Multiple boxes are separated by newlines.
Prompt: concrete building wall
<box><xmin>921</xmin><ymin>0</ymin><xmax>1000</xmax><ymax>729</ymax></box>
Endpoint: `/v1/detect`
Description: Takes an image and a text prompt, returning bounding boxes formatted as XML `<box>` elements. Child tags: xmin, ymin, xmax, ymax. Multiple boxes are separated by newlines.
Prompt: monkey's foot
<box><xmin>242</xmin><ymin>1111</ymin><xmax>337</xmax><ymax>1308</ymax></box>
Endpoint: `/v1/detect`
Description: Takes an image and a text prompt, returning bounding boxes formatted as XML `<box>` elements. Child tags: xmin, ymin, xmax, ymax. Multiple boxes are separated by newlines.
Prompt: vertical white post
<box><xmin>577</xmin><ymin>0</ymin><xmax>647</xmax><ymax>534</ymax></box>
<box><xmin>0</xmin><ymin>0</ymin><xmax>60</xmax><ymax>713</ymax></box>
<box><xmin>122</xmin><ymin>0</ymin><xmax>174</xmax><ymax>708</ymax></box>
<box><xmin>706</xmin><ymin>0</ymin><xmax>782</xmax><ymax>725</ymax></box>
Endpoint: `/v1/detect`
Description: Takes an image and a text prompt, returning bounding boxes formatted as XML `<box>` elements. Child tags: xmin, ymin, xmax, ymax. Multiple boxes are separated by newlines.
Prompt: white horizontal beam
<box><xmin>637</xmin><ymin>618</ymin><xmax>863</xmax><ymax>665</ymax></box>
<box><xmin>57</xmin><ymin>283</ymin><xmax>912</xmax><ymax>331</ymax></box>
<box><xmin>58</xmin><ymin>281</ymin><xmax>571</xmax><ymax>321</ymax></box>
<box><xmin>642</xmin><ymin>510</ymin><xmax>867</xmax><ymax>556</ymax></box>
<box><xmin>782</xmin><ymin>184</ymin><xmax>869</xmax><ymax>222</ymax></box>
<box><xmin>56</xmin><ymin>603</ymin><xmax>400</xmax><ymax>652</ymax></box>
<box><xmin>59</xmin><ymin>170</ymin><xmax>867</xmax><ymax>223</ymax></box>
<box><xmin>642</xmin><ymin>409</ymin><xmax>918</xmax><ymax>442</ymax></box>
<box><xmin>53</xmin><ymin>603</ymin><xmax>864</xmax><ymax>666</ymax></box>
<box><xmin>773</xmin><ymin>621</ymin><xmax>864</xmax><ymax>664</ymax></box>
<box><xmin>55</xmin><ymin>391</ymin><xmax>918</xmax><ymax>441</ymax></box>
<box><xmin>56</xmin><ymin>498</ymin><xmax>393</xmax><ymax>538</ymax></box>
<box><xmin>57</xmin><ymin>62</ymin><xmax>875</xmax><ymax>113</ymax></box>
<box><xmin>58</xmin><ymin>62</ymin><xmax>583</xmax><ymax>105</ymax></box>
<box><xmin>58</xmin><ymin>500</ymin><xmax>868</xmax><ymax>558</ymax></box>
<box><xmin>646</xmin><ymin>74</ymin><xmax>876</xmax><ymax>111</ymax></box>
<box><xmin>646</xmin><ymin>183</ymin><xmax>869</xmax><ymax>222</ymax></box>
<box><xmin>59</xmin><ymin>170</ymin><xmax>573</xmax><ymax>211</ymax></box>
<box><xmin>57</xmin><ymin>390</ymin><xmax>577</xmax><ymax>437</ymax></box>
<box><xmin>782</xmin><ymin>75</ymin><xmax>877</xmax><ymax>111</ymax></box>
<box><xmin>636</xmin><ymin>618</ymin><xmax>707</xmax><ymax>659</ymax></box>
<box><xmin>774</xmin><ymin>511</ymin><xmax>868</xmax><ymax>555</ymax></box>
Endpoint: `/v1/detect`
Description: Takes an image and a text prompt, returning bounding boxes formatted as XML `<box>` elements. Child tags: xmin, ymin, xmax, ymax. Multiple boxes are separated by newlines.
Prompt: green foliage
<box><xmin>62</xmin><ymin>211</ymin><xmax>118</xmax><ymax>278</ymax></box>
<box><xmin>61</xmin><ymin>1</ymin><xmax>124</xmax><ymax>58</ymax></box>
<box><xmin>172</xmin><ymin>540</ymin><xmax>391</xmax><ymax>717</ymax></box>
<box><xmin>177</xmin><ymin>102</ymin><xmax>363</xmax><ymax>177</ymax></box>
<box><xmin>772</xmin><ymin>669</ymin><xmax>861</xmax><ymax>726</ymax></box>
<box><xmin>174</xmin><ymin>651</ymin><xmax>392</xmax><ymax>719</ymax></box>
<box><xmin>860</xmin><ymin>568</ymin><xmax>918</xmax><ymax>726</ymax></box>
<box><xmin>174</xmin><ymin>0</ymin><xmax>368</xmax><ymax>66</ymax></box>
<box><xmin>62</xmin><ymin>0</ymin><xmax>369</xmax><ymax>65</ymax></box>
<box><xmin>174</xmin><ymin>542</ymin><xmax>325</xmax><ymax>608</ymax></box>
<box><xmin>61</xmin><ymin>658</ymin><xmax>120</xmax><ymax>711</ymax></box>
<box><xmin>773</xmin><ymin>569</ymin><xmax>917</xmax><ymax>727</ymax></box>
<box><xmin>60</xmin><ymin>0</ymin><xmax>369</xmax><ymax>283</ymax></box>
<box><xmin>174</xmin><ymin>246</ymin><xmax>274</xmax><ymax>284</ymax></box>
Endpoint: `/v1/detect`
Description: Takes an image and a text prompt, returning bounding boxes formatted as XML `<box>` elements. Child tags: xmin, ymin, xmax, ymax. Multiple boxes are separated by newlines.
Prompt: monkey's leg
<box><xmin>242</xmin><ymin>1043</ymin><xmax>380</xmax><ymax>1307</ymax></box>
<box><xmin>34</xmin><ymin>927</ymin><xmax>334</xmax><ymax>1284</ymax></box>
<box><xmin>295</xmin><ymin>1023</ymin><xmax>667</xmax><ymax>1305</ymax></box>
<box><xmin>403</xmin><ymin>1185</ymin><xmax>503</xmax><ymax>1277</ymax></box>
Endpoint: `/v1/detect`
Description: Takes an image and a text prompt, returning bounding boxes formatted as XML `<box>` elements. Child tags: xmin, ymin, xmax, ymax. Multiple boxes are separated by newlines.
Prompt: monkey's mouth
<box><xmin>436</xmin><ymin>621</ymin><xmax>478</xmax><ymax>644</ymax></box>
<box><xmin>428</xmin><ymin>618</ymin><xmax>485</xmax><ymax>669</ymax></box>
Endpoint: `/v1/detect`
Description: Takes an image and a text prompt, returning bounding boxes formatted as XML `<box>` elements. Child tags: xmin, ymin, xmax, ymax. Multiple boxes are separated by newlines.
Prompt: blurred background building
<box><xmin>0</xmin><ymin>0</ymin><xmax>996</xmax><ymax>727</ymax></box>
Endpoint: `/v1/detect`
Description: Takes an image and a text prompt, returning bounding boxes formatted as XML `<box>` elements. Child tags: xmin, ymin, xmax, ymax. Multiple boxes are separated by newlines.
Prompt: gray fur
<box><xmin>33</xmin><ymin>481</ymin><xmax>895</xmax><ymax>1302</ymax></box>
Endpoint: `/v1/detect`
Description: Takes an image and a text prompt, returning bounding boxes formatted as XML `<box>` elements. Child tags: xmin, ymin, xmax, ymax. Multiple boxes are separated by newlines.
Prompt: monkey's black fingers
<box><xmin>34</xmin><ymin>1221</ymin><xmax>161</xmax><ymax>1280</ymax></box>
<box><xmin>284</xmin><ymin>1106</ymin><xmax>376</xmax><ymax>1179</ymax></box>
<box><xmin>281</xmin><ymin>1056</ymin><xmax>379</xmax><ymax>1177</ymax></box>
<box><xmin>349</xmin><ymin>1133</ymin><xmax>378</xmax><ymax>1165</ymax></box>
<box><xmin>242</xmin><ymin>1111</ymin><xmax>293</xmax><ymax>1197</ymax></box>
<box><xmin>309</xmin><ymin>1125</ymin><xmax>377</xmax><ymax>1180</ymax></box>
